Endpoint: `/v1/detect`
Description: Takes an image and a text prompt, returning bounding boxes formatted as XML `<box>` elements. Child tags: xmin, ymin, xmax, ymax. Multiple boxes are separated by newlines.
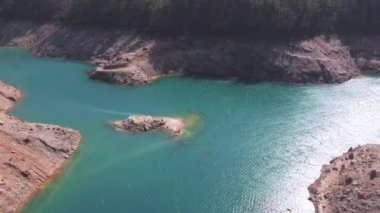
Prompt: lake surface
<box><xmin>1</xmin><ymin>48</ymin><xmax>380</xmax><ymax>213</ymax></box>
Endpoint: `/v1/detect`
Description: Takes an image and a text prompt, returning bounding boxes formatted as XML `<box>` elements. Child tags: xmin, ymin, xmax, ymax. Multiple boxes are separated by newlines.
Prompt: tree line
<box><xmin>1</xmin><ymin>0</ymin><xmax>380</xmax><ymax>36</ymax></box>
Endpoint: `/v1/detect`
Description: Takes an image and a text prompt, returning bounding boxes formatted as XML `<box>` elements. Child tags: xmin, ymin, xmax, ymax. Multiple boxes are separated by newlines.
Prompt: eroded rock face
<box><xmin>110</xmin><ymin>115</ymin><xmax>185</xmax><ymax>137</ymax></box>
<box><xmin>0</xmin><ymin>81</ymin><xmax>22</xmax><ymax>112</ymax></box>
<box><xmin>274</xmin><ymin>36</ymin><xmax>360</xmax><ymax>83</ymax></box>
<box><xmin>309</xmin><ymin>145</ymin><xmax>380</xmax><ymax>213</ymax></box>
<box><xmin>90</xmin><ymin>36</ymin><xmax>360</xmax><ymax>85</ymax></box>
<box><xmin>0</xmin><ymin>81</ymin><xmax>81</xmax><ymax>213</ymax></box>
<box><xmin>88</xmin><ymin>44</ymin><xmax>157</xmax><ymax>85</ymax></box>
<box><xmin>88</xmin><ymin>66</ymin><xmax>150</xmax><ymax>86</ymax></box>
<box><xmin>0</xmin><ymin>20</ymin><xmax>366</xmax><ymax>85</ymax></box>
<box><xmin>342</xmin><ymin>35</ymin><xmax>380</xmax><ymax>74</ymax></box>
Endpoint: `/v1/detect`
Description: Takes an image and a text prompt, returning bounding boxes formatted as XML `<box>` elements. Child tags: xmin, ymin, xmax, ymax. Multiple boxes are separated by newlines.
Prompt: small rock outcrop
<box><xmin>309</xmin><ymin>145</ymin><xmax>380</xmax><ymax>213</ymax></box>
<box><xmin>88</xmin><ymin>45</ymin><xmax>159</xmax><ymax>85</ymax></box>
<box><xmin>110</xmin><ymin>115</ymin><xmax>185</xmax><ymax>137</ymax></box>
<box><xmin>88</xmin><ymin>66</ymin><xmax>150</xmax><ymax>85</ymax></box>
<box><xmin>274</xmin><ymin>36</ymin><xmax>360</xmax><ymax>83</ymax></box>
<box><xmin>0</xmin><ymin>81</ymin><xmax>22</xmax><ymax>112</ymax></box>
<box><xmin>0</xmin><ymin>81</ymin><xmax>81</xmax><ymax>213</ymax></box>
<box><xmin>89</xmin><ymin>48</ymin><xmax>157</xmax><ymax>85</ymax></box>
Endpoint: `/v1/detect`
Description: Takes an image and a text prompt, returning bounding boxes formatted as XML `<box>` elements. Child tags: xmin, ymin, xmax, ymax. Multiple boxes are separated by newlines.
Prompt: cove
<box><xmin>1</xmin><ymin>48</ymin><xmax>380</xmax><ymax>212</ymax></box>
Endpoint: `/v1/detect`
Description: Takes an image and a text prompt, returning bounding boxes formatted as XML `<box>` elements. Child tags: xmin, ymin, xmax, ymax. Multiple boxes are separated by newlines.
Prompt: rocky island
<box><xmin>110</xmin><ymin>115</ymin><xmax>185</xmax><ymax>137</ymax></box>
<box><xmin>0</xmin><ymin>81</ymin><xmax>81</xmax><ymax>213</ymax></box>
<box><xmin>309</xmin><ymin>145</ymin><xmax>380</xmax><ymax>213</ymax></box>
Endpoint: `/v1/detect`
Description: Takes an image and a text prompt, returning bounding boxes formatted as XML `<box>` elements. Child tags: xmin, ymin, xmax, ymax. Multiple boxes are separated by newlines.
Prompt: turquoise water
<box><xmin>1</xmin><ymin>48</ymin><xmax>380</xmax><ymax>213</ymax></box>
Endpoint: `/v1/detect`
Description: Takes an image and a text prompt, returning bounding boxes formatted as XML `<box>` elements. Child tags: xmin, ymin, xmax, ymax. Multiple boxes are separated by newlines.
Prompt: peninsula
<box><xmin>309</xmin><ymin>145</ymin><xmax>380</xmax><ymax>213</ymax></box>
<box><xmin>0</xmin><ymin>81</ymin><xmax>81</xmax><ymax>213</ymax></box>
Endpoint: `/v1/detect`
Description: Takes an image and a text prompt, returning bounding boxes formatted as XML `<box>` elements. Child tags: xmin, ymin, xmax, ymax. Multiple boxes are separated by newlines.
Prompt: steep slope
<box><xmin>0</xmin><ymin>81</ymin><xmax>81</xmax><ymax>213</ymax></box>
<box><xmin>309</xmin><ymin>145</ymin><xmax>380</xmax><ymax>213</ymax></box>
<box><xmin>0</xmin><ymin>20</ymin><xmax>365</xmax><ymax>85</ymax></box>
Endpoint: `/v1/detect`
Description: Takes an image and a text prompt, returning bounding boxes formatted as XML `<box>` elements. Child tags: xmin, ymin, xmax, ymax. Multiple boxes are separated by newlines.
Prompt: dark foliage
<box><xmin>1</xmin><ymin>0</ymin><xmax>380</xmax><ymax>36</ymax></box>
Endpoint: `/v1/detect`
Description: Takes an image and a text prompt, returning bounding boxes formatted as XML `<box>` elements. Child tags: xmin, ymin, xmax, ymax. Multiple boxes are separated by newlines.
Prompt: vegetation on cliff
<box><xmin>1</xmin><ymin>0</ymin><xmax>380</xmax><ymax>36</ymax></box>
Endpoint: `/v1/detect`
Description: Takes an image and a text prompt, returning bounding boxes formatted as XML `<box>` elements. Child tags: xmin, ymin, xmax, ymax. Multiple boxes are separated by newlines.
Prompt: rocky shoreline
<box><xmin>1</xmin><ymin>20</ymin><xmax>379</xmax><ymax>86</ymax></box>
<box><xmin>2</xmin><ymin>19</ymin><xmax>380</xmax><ymax>212</ymax></box>
<box><xmin>0</xmin><ymin>81</ymin><xmax>81</xmax><ymax>213</ymax></box>
<box><xmin>309</xmin><ymin>145</ymin><xmax>380</xmax><ymax>213</ymax></box>
<box><xmin>110</xmin><ymin>115</ymin><xmax>185</xmax><ymax>137</ymax></box>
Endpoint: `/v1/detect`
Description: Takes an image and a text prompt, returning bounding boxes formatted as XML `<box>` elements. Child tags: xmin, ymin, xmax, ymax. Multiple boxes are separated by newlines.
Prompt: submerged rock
<box><xmin>110</xmin><ymin>115</ymin><xmax>185</xmax><ymax>137</ymax></box>
<box><xmin>309</xmin><ymin>145</ymin><xmax>380</xmax><ymax>213</ymax></box>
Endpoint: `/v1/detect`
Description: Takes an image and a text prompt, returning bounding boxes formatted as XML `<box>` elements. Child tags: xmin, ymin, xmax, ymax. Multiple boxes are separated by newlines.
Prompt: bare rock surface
<box><xmin>88</xmin><ymin>48</ymin><xmax>152</xmax><ymax>85</ymax></box>
<box><xmin>0</xmin><ymin>81</ymin><xmax>22</xmax><ymax>112</ymax></box>
<box><xmin>342</xmin><ymin>35</ymin><xmax>380</xmax><ymax>74</ymax></box>
<box><xmin>110</xmin><ymin>115</ymin><xmax>185</xmax><ymax>137</ymax></box>
<box><xmin>0</xmin><ymin>81</ymin><xmax>81</xmax><ymax>213</ymax></box>
<box><xmin>0</xmin><ymin>20</ymin><xmax>368</xmax><ymax>85</ymax></box>
<box><xmin>89</xmin><ymin>36</ymin><xmax>360</xmax><ymax>85</ymax></box>
<box><xmin>309</xmin><ymin>145</ymin><xmax>380</xmax><ymax>213</ymax></box>
<box><xmin>275</xmin><ymin>36</ymin><xmax>360</xmax><ymax>83</ymax></box>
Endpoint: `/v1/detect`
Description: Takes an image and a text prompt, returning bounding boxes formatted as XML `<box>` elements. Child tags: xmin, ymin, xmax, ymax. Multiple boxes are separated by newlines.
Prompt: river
<box><xmin>1</xmin><ymin>48</ymin><xmax>380</xmax><ymax>212</ymax></box>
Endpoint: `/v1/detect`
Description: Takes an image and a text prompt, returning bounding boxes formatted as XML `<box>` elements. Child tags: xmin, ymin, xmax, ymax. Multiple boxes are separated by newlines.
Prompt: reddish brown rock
<box><xmin>0</xmin><ymin>20</ymin><xmax>364</xmax><ymax>86</ymax></box>
<box><xmin>89</xmin><ymin>36</ymin><xmax>360</xmax><ymax>85</ymax></box>
<box><xmin>0</xmin><ymin>81</ymin><xmax>81</xmax><ymax>213</ymax></box>
<box><xmin>0</xmin><ymin>81</ymin><xmax>22</xmax><ymax>112</ymax></box>
<box><xmin>309</xmin><ymin>145</ymin><xmax>380</xmax><ymax>213</ymax></box>
<box><xmin>342</xmin><ymin>35</ymin><xmax>380</xmax><ymax>74</ymax></box>
<box><xmin>110</xmin><ymin>115</ymin><xmax>185</xmax><ymax>137</ymax></box>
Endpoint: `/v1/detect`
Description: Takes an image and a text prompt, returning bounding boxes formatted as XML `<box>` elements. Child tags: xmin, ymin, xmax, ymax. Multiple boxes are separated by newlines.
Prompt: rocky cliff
<box><xmin>309</xmin><ymin>145</ymin><xmax>380</xmax><ymax>213</ymax></box>
<box><xmin>2</xmin><ymin>20</ymin><xmax>380</xmax><ymax>86</ymax></box>
<box><xmin>0</xmin><ymin>81</ymin><xmax>81</xmax><ymax>213</ymax></box>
